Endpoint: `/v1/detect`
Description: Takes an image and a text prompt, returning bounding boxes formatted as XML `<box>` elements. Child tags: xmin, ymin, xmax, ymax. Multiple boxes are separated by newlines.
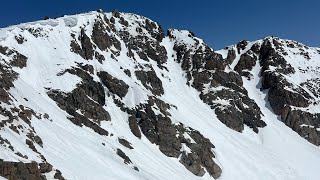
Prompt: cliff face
<box><xmin>0</xmin><ymin>10</ymin><xmax>319</xmax><ymax>180</ymax></box>
<box><xmin>218</xmin><ymin>37</ymin><xmax>320</xmax><ymax>146</ymax></box>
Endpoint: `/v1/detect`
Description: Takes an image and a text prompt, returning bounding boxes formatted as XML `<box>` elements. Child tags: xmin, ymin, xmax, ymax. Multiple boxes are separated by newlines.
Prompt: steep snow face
<box><xmin>0</xmin><ymin>10</ymin><xmax>319</xmax><ymax>180</ymax></box>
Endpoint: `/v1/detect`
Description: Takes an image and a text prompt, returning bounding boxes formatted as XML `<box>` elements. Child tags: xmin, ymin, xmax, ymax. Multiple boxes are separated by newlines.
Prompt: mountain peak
<box><xmin>0</xmin><ymin>10</ymin><xmax>319</xmax><ymax>180</ymax></box>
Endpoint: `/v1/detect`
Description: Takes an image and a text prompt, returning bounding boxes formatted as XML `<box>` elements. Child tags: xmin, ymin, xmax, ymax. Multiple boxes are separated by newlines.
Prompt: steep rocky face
<box><xmin>98</xmin><ymin>71</ymin><xmax>129</xmax><ymax>98</ymax></box>
<box><xmin>0</xmin><ymin>10</ymin><xmax>320</xmax><ymax>180</ymax></box>
<box><xmin>47</xmin><ymin>66</ymin><xmax>111</xmax><ymax>136</ymax></box>
<box><xmin>260</xmin><ymin>38</ymin><xmax>320</xmax><ymax>146</ymax></box>
<box><xmin>221</xmin><ymin>37</ymin><xmax>320</xmax><ymax>146</ymax></box>
<box><xmin>135</xmin><ymin>69</ymin><xmax>164</xmax><ymax>96</ymax></box>
<box><xmin>130</xmin><ymin>97</ymin><xmax>222</xmax><ymax>178</ymax></box>
<box><xmin>169</xmin><ymin>29</ymin><xmax>266</xmax><ymax>133</ymax></box>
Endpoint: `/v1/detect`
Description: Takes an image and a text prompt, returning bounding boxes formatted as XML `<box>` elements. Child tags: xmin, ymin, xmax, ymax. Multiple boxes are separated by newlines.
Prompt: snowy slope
<box><xmin>0</xmin><ymin>10</ymin><xmax>319</xmax><ymax>180</ymax></box>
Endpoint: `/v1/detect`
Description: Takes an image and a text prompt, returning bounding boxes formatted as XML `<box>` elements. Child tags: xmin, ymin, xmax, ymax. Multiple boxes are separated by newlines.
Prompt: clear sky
<box><xmin>1</xmin><ymin>0</ymin><xmax>319</xmax><ymax>49</ymax></box>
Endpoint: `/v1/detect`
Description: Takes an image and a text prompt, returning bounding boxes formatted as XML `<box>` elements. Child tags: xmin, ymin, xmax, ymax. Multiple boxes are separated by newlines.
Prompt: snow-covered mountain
<box><xmin>0</xmin><ymin>10</ymin><xmax>319</xmax><ymax>180</ymax></box>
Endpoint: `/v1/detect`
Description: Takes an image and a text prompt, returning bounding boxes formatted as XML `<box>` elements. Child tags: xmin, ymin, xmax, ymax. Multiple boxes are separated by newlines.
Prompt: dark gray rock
<box><xmin>77</xmin><ymin>63</ymin><xmax>94</xmax><ymax>74</ymax></box>
<box><xmin>0</xmin><ymin>63</ymin><xmax>18</xmax><ymax>93</ymax></box>
<box><xmin>47</xmin><ymin>67</ymin><xmax>110</xmax><ymax>136</ymax></box>
<box><xmin>119</xmin><ymin>17</ymin><xmax>129</xmax><ymax>27</ymax></box>
<box><xmin>0</xmin><ymin>88</ymin><xmax>11</xmax><ymax>103</ymax></box>
<box><xmin>27</xmin><ymin>132</ymin><xmax>43</xmax><ymax>148</ymax></box>
<box><xmin>116</xmin><ymin>148</ymin><xmax>132</xmax><ymax>164</ymax></box>
<box><xmin>234</xmin><ymin>52</ymin><xmax>257</xmax><ymax>75</ymax></box>
<box><xmin>112</xmin><ymin>10</ymin><xmax>120</xmax><ymax>18</ymax></box>
<box><xmin>268</xmin><ymin>86</ymin><xmax>309</xmax><ymax>115</ymax></box>
<box><xmin>133</xmin><ymin>166</ymin><xmax>139</xmax><ymax>171</ymax></box>
<box><xmin>92</xmin><ymin>17</ymin><xmax>121</xmax><ymax>52</ymax></box>
<box><xmin>26</xmin><ymin>139</ymin><xmax>38</xmax><ymax>153</ymax></box>
<box><xmin>236</xmin><ymin>40</ymin><xmax>248</xmax><ymax>53</ymax></box>
<box><xmin>257</xmin><ymin>37</ymin><xmax>320</xmax><ymax>146</ymax></box>
<box><xmin>95</xmin><ymin>52</ymin><xmax>105</xmax><ymax>63</ymax></box>
<box><xmin>225</xmin><ymin>48</ymin><xmax>236</xmax><ymax>64</ymax></box>
<box><xmin>118</xmin><ymin>138</ymin><xmax>134</xmax><ymax>149</ymax></box>
<box><xmin>39</xmin><ymin>163</ymin><xmax>53</xmax><ymax>173</ymax></box>
<box><xmin>15</xmin><ymin>35</ymin><xmax>26</xmax><ymax>44</ymax></box>
<box><xmin>135</xmin><ymin>69</ymin><xmax>164</xmax><ymax>96</ymax></box>
<box><xmin>157</xmin><ymin>116</ymin><xmax>182</xmax><ymax>157</ymax></box>
<box><xmin>133</xmin><ymin>99</ymin><xmax>221</xmax><ymax>178</ymax></box>
<box><xmin>48</xmin><ymin>88</ymin><xmax>110</xmax><ymax>123</ymax></box>
<box><xmin>145</xmin><ymin>19</ymin><xmax>164</xmax><ymax>41</ymax></box>
<box><xmin>70</xmin><ymin>29</ymin><xmax>95</xmax><ymax>60</ymax></box>
<box><xmin>63</xmin><ymin>67</ymin><xmax>106</xmax><ymax>106</ymax></box>
<box><xmin>259</xmin><ymin>38</ymin><xmax>295</xmax><ymax>75</ymax></box>
<box><xmin>10</xmin><ymin>53</ymin><xmax>27</xmax><ymax>69</ymax></box>
<box><xmin>170</xmin><ymin>31</ymin><xmax>265</xmax><ymax>133</ymax></box>
<box><xmin>180</xmin><ymin>152</ymin><xmax>206</xmax><ymax>176</ymax></box>
<box><xmin>280</xmin><ymin>106</ymin><xmax>320</xmax><ymax>146</ymax></box>
<box><xmin>128</xmin><ymin>116</ymin><xmax>141</xmax><ymax>138</ymax></box>
<box><xmin>148</xmin><ymin>96</ymin><xmax>171</xmax><ymax>116</ymax></box>
<box><xmin>98</xmin><ymin>71</ymin><xmax>129</xmax><ymax>98</ymax></box>
<box><xmin>0</xmin><ymin>46</ymin><xmax>27</xmax><ymax>69</ymax></box>
<box><xmin>215</xmin><ymin>107</ymin><xmax>244</xmax><ymax>132</ymax></box>
<box><xmin>250</xmin><ymin>43</ymin><xmax>260</xmax><ymax>54</ymax></box>
<box><xmin>54</xmin><ymin>169</ymin><xmax>65</xmax><ymax>180</ymax></box>
<box><xmin>124</xmin><ymin>69</ymin><xmax>131</xmax><ymax>77</ymax></box>
<box><xmin>204</xmin><ymin>53</ymin><xmax>226</xmax><ymax>71</ymax></box>
<box><xmin>68</xmin><ymin>112</ymin><xmax>109</xmax><ymax>136</ymax></box>
<box><xmin>0</xmin><ymin>160</ymin><xmax>47</xmax><ymax>180</ymax></box>
<box><xmin>118</xmin><ymin>23</ymin><xmax>167</xmax><ymax>65</ymax></box>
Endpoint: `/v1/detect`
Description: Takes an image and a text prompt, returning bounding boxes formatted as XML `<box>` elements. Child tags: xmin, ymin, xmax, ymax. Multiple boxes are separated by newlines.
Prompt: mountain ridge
<box><xmin>0</xmin><ymin>10</ymin><xmax>319</xmax><ymax>180</ymax></box>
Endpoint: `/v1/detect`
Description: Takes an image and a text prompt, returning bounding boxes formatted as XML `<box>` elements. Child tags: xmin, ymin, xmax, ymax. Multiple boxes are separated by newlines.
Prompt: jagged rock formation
<box><xmin>220</xmin><ymin>37</ymin><xmax>320</xmax><ymax>146</ymax></box>
<box><xmin>169</xmin><ymin>30</ymin><xmax>266</xmax><ymax>133</ymax></box>
<box><xmin>0</xmin><ymin>160</ymin><xmax>64</xmax><ymax>180</ymax></box>
<box><xmin>0</xmin><ymin>10</ymin><xmax>319</xmax><ymax>180</ymax></box>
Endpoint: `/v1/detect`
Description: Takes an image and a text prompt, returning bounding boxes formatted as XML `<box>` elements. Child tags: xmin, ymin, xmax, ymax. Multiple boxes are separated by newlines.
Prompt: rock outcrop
<box><xmin>222</xmin><ymin>37</ymin><xmax>320</xmax><ymax>145</ymax></box>
<box><xmin>169</xmin><ymin>29</ymin><xmax>266</xmax><ymax>133</ymax></box>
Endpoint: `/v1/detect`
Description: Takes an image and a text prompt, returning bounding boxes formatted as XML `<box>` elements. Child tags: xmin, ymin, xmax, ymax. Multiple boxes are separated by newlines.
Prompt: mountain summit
<box><xmin>0</xmin><ymin>10</ymin><xmax>319</xmax><ymax>180</ymax></box>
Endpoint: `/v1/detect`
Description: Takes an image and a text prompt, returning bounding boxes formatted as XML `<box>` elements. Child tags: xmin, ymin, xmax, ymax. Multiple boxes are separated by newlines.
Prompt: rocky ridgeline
<box><xmin>0</xmin><ymin>9</ymin><xmax>319</xmax><ymax>180</ymax></box>
<box><xmin>223</xmin><ymin>37</ymin><xmax>320</xmax><ymax>146</ymax></box>
<box><xmin>169</xmin><ymin>29</ymin><xmax>266</xmax><ymax>133</ymax></box>
<box><xmin>260</xmin><ymin>38</ymin><xmax>320</xmax><ymax>146</ymax></box>
<box><xmin>66</xmin><ymin>11</ymin><xmax>221</xmax><ymax>177</ymax></box>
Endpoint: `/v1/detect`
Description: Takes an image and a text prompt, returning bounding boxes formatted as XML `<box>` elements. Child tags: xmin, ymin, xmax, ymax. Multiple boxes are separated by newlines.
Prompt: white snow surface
<box><xmin>0</xmin><ymin>11</ymin><xmax>319</xmax><ymax>180</ymax></box>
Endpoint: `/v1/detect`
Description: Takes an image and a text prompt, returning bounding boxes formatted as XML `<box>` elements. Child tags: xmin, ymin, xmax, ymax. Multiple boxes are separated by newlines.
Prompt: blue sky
<box><xmin>1</xmin><ymin>0</ymin><xmax>319</xmax><ymax>49</ymax></box>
